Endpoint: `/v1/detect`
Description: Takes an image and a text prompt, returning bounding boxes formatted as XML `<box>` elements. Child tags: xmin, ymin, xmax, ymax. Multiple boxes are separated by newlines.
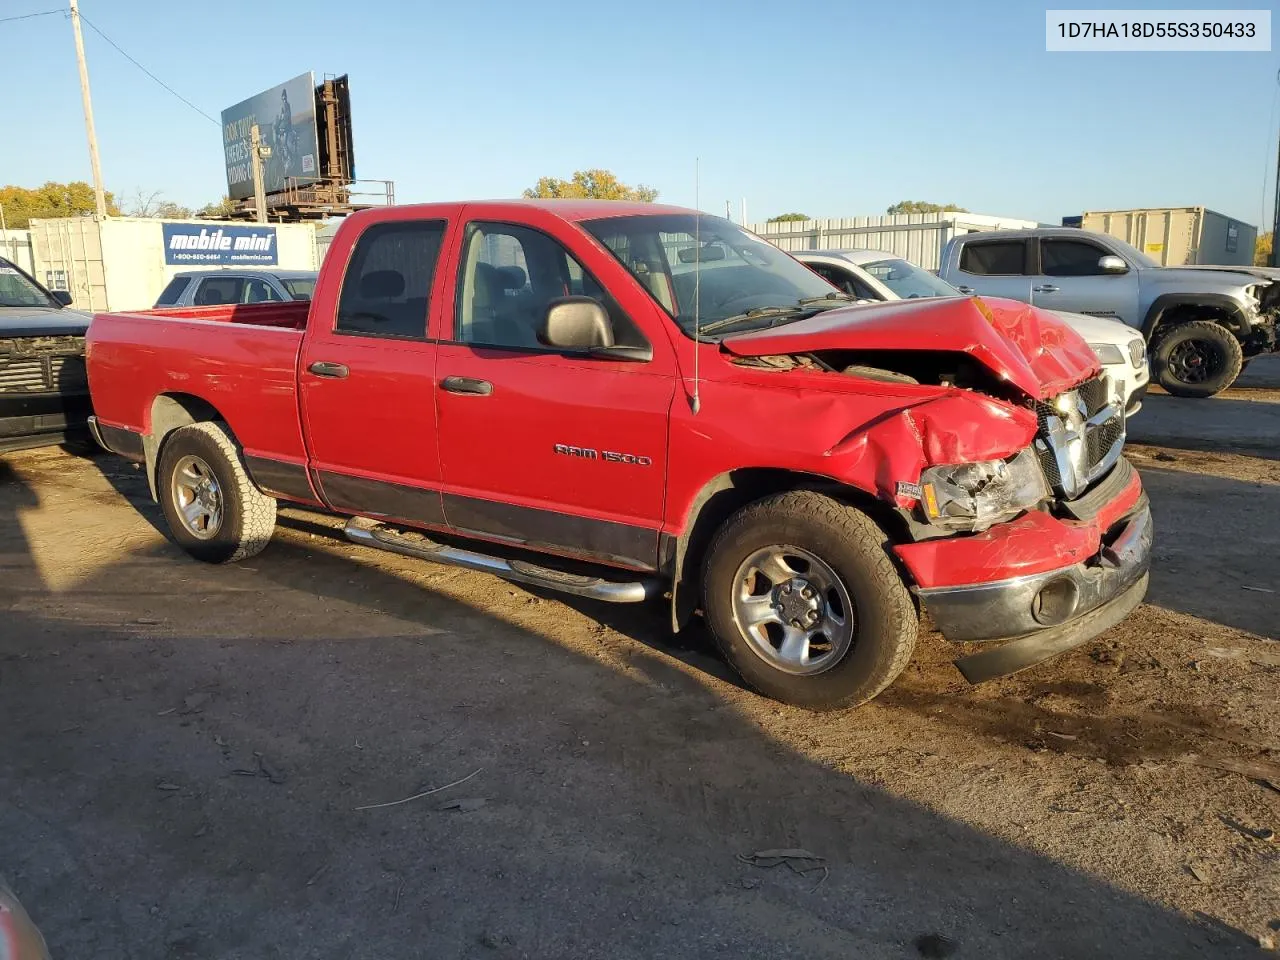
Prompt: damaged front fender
<box><xmin>824</xmin><ymin>390</ymin><xmax>1039</xmax><ymax>508</ymax></box>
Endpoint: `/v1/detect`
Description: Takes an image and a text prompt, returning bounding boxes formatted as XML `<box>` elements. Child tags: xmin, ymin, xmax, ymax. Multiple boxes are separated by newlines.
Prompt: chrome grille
<box><xmin>0</xmin><ymin>337</ymin><xmax>87</xmax><ymax>394</ymax></box>
<box><xmin>1127</xmin><ymin>338</ymin><xmax>1146</xmax><ymax>367</ymax></box>
<box><xmin>1033</xmin><ymin>376</ymin><xmax>1125</xmax><ymax>499</ymax></box>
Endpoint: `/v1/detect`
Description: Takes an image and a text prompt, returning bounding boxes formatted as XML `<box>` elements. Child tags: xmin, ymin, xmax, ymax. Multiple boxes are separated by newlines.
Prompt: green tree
<box><xmin>523</xmin><ymin>169</ymin><xmax>658</xmax><ymax>202</ymax></box>
<box><xmin>886</xmin><ymin>200</ymin><xmax>968</xmax><ymax>215</ymax></box>
<box><xmin>0</xmin><ymin>181</ymin><xmax>120</xmax><ymax>227</ymax></box>
<box><xmin>154</xmin><ymin>202</ymin><xmax>194</xmax><ymax>219</ymax></box>
<box><xmin>1256</xmin><ymin>232</ymin><xmax>1274</xmax><ymax>267</ymax></box>
<box><xmin>195</xmin><ymin>196</ymin><xmax>238</xmax><ymax>219</ymax></box>
<box><xmin>767</xmin><ymin>212</ymin><xmax>810</xmax><ymax>222</ymax></box>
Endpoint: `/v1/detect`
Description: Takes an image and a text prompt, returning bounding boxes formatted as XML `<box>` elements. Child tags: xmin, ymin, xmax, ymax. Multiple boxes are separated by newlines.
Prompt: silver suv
<box><xmin>938</xmin><ymin>227</ymin><xmax>1278</xmax><ymax>397</ymax></box>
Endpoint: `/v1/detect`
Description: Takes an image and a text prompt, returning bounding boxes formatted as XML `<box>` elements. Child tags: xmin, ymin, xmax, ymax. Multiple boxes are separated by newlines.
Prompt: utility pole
<box><xmin>250</xmin><ymin>123</ymin><xmax>270</xmax><ymax>224</ymax></box>
<box><xmin>1271</xmin><ymin>68</ymin><xmax>1280</xmax><ymax>268</ymax></box>
<box><xmin>68</xmin><ymin>0</ymin><xmax>107</xmax><ymax>219</ymax></box>
<box><xmin>1273</xmin><ymin>107</ymin><xmax>1280</xmax><ymax>268</ymax></box>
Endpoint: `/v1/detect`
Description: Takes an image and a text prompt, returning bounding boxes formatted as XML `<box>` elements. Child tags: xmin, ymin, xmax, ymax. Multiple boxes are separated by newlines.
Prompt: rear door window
<box><xmin>958</xmin><ymin>240</ymin><xmax>1025</xmax><ymax>276</ymax></box>
<box><xmin>244</xmin><ymin>279</ymin><xmax>281</xmax><ymax>303</ymax></box>
<box><xmin>192</xmin><ymin>276</ymin><xmax>246</xmax><ymax>306</ymax></box>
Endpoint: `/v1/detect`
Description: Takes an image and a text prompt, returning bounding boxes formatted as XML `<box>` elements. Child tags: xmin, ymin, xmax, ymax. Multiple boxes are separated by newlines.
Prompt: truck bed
<box><xmin>87</xmin><ymin>301</ymin><xmax>311</xmax><ymax>466</ymax></box>
<box><xmin>138</xmin><ymin>301</ymin><xmax>310</xmax><ymax>329</ymax></box>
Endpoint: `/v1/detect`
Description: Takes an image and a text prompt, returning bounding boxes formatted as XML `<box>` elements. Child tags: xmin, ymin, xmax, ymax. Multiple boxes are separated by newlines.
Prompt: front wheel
<box><xmin>157</xmin><ymin>421</ymin><xmax>277</xmax><ymax>564</ymax></box>
<box><xmin>701</xmin><ymin>491</ymin><xmax>917</xmax><ymax>710</ymax></box>
<box><xmin>1152</xmin><ymin>320</ymin><xmax>1243</xmax><ymax>398</ymax></box>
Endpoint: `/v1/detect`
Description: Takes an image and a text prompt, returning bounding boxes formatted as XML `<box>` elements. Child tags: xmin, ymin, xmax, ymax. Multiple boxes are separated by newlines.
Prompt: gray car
<box><xmin>938</xmin><ymin>227</ymin><xmax>1279</xmax><ymax>397</ymax></box>
<box><xmin>154</xmin><ymin>269</ymin><xmax>318</xmax><ymax>308</ymax></box>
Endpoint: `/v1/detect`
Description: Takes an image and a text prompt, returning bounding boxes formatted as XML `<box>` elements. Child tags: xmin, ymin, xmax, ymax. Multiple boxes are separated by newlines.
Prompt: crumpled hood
<box><xmin>721</xmin><ymin>296</ymin><xmax>1100</xmax><ymax>400</ymax></box>
<box><xmin>0</xmin><ymin>306</ymin><xmax>91</xmax><ymax>338</ymax></box>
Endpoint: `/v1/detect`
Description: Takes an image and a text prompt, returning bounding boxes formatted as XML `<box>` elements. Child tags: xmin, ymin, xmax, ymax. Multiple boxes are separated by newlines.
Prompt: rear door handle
<box><xmin>308</xmin><ymin>361</ymin><xmax>349</xmax><ymax>379</ymax></box>
<box><xmin>440</xmin><ymin>376</ymin><xmax>493</xmax><ymax>396</ymax></box>
<box><xmin>956</xmin><ymin>285</ymin><xmax>975</xmax><ymax>295</ymax></box>
<box><xmin>1033</xmin><ymin>284</ymin><xmax>1059</xmax><ymax>293</ymax></box>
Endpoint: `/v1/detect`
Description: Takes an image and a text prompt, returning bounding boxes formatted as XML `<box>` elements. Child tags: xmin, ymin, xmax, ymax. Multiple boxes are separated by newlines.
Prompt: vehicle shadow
<box><xmin>0</xmin><ymin>466</ymin><xmax>1255</xmax><ymax>958</ymax></box>
<box><xmin>1136</xmin><ymin>464</ymin><xmax>1279</xmax><ymax>637</ymax></box>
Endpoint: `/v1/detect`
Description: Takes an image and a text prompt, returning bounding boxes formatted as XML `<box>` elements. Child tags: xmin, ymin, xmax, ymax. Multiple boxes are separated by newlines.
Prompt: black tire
<box><xmin>701</xmin><ymin>491</ymin><xmax>917</xmax><ymax>710</ymax></box>
<box><xmin>156</xmin><ymin>422</ymin><xmax>276</xmax><ymax>564</ymax></box>
<box><xmin>1152</xmin><ymin>320</ymin><xmax>1243</xmax><ymax>398</ymax></box>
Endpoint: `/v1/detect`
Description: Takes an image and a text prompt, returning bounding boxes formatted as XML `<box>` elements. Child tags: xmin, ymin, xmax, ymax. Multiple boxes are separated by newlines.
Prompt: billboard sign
<box><xmin>221</xmin><ymin>73</ymin><xmax>320</xmax><ymax>201</ymax></box>
<box><xmin>162</xmin><ymin>224</ymin><xmax>279</xmax><ymax>266</ymax></box>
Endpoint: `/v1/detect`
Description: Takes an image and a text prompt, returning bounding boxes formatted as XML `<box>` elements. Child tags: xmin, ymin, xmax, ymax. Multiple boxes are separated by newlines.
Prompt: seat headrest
<box><xmin>495</xmin><ymin>265</ymin><xmax>527</xmax><ymax>291</ymax></box>
<box><xmin>361</xmin><ymin>270</ymin><xmax>405</xmax><ymax>299</ymax></box>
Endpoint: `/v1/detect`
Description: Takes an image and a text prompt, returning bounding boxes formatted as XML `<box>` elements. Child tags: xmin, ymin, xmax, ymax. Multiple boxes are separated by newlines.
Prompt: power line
<box><xmin>0</xmin><ymin>8</ymin><xmax>64</xmax><ymax>24</ymax></box>
<box><xmin>77</xmin><ymin>12</ymin><xmax>219</xmax><ymax>126</ymax></box>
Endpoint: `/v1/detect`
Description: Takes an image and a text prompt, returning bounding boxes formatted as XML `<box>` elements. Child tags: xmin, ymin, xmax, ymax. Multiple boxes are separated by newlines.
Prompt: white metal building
<box><xmin>28</xmin><ymin>217</ymin><xmax>321</xmax><ymax>312</ymax></box>
<box><xmin>749</xmin><ymin>212</ymin><xmax>1040</xmax><ymax>271</ymax></box>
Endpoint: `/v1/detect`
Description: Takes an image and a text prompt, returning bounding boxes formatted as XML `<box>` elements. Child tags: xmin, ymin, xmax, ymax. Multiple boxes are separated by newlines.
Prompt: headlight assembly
<box><xmin>920</xmin><ymin>448</ymin><xmax>1049</xmax><ymax>532</ymax></box>
<box><xmin>1089</xmin><ymin>342</ymin><xmax>1126</xmax><ymax>365</ymax></box>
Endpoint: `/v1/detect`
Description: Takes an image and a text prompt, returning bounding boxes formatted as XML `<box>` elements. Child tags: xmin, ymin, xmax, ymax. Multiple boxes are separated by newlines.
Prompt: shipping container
<box><xmin>748</xmin><ymin>212</ymin><xmax>1039</xmax><ymax>271</ymax></box>
<box><xmin>27</xmin><ymin>217</ymin><xmax>320</xmax><ymax>312</ymax></box>
<box><xmin>0</xmin><ymin>229</ymin><xmax>36</xmax><ymax>275</ymax></box>
<box><xmin>1079</xmin><ymin>207</ymin><xmax>1256</xmax><ymax>267</ymax></box>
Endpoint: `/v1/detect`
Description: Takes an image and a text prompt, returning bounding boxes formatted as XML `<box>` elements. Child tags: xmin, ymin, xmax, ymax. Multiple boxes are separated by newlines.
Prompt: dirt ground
<box><xmin>2</xmin><ymin>361</ymin><xmax>1278</xmax><ymax>959</ymax></box>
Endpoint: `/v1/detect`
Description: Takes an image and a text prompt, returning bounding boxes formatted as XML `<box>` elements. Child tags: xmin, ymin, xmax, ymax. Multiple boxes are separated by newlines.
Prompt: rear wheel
<box><xmin>157</xmin><ymin>422</ymin><xmax>276</xmax><ymax>563</ymax></box>
<box><xmin>1152</xmin><ymin>320</ymin><xmax>1243</xmax><ymax>398</ymax></box>
<box><xmin>701</xmin><ymin>491</ymin><xmax>917</xmax><ymax>710</ymax></box>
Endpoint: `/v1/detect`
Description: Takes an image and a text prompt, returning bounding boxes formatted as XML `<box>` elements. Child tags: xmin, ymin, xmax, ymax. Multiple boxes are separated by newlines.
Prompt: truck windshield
<box><xmin>582</xmin><ymin>214</ymin><xmax>839</xmax><ymax>337</ymax></box>
<box><xmin>0</xmin><ymin>261</ymin><xmax>57</xmax><ymax>308</ymax></box>
<box><xmin>862</xmin><ymin>258</ymin><xmax>961</xmax><ymax>299</ymax></box>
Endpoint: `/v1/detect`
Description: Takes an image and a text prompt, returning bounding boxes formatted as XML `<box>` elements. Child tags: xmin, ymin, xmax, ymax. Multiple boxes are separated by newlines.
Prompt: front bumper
<box><xmin>917</xmin><ymin>499</ymin><xmax>1152</xmax><ymax>681</ymax></box>
<box><xmin>0</xmin><ymin>393</ymin><xmax>93</xmax><ymax>452</ymax></box>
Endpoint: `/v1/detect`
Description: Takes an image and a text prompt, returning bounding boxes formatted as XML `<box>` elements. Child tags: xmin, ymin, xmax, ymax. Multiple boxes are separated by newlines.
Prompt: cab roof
<box><xmin>371</xmin><ymin>199</ymin><xmax>702</xmax><ymax>223</ymax></box>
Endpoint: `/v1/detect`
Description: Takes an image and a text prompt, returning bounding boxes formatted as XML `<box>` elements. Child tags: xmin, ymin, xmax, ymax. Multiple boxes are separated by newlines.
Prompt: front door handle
<box><xmin>1033</xmin><ymin>284</ymin><xmax>1059</xmax><ymax>293</ymax></box>
<box><xmin>440</xmin><ymin>376</ymin><xmax>493</xmax><ymax>396</ymax></box>
<box><xmin>308</xmin><ymin>361</ymin><xmax>349</xmax><ymax>379</ymax></box>
<box><xmin>956</xmin><ymin>285</ymin><xmax>975</xmax><ymax>295</ymax></box>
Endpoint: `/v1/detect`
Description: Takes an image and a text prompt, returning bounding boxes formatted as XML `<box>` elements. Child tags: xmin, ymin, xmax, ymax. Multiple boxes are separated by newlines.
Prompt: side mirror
<box><xmin>539</xmin><ymin>296</ymin><xmax>651</xmax><ymax>362</ymax></box>
<box><xmin>1097</xmin><ymin>255</ymin><xmax>1128</xmax><ymax>274</ymax></box>
<box><xmin>50</xmin><ymin>290</ymin><xmax>73</xmax><ymax>306</ymax></box>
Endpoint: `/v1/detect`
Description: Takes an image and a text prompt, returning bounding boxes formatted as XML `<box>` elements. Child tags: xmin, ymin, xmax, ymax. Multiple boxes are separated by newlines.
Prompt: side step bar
<box><xmin>343</xmin><ymin>518</ymin><xmax>660</xmax><ymax>604</ymax></box>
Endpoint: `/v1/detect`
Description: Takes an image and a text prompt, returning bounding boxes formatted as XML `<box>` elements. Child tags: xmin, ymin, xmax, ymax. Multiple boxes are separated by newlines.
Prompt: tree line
<box><xmin>0</xmin><ymin>182</ymin><xmax>237</xmax><ymax>228</ymax></box>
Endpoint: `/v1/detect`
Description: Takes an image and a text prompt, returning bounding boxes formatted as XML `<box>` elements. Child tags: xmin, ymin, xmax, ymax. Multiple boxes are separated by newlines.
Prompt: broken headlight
<box><xmin>920</xmin><ymin>448</ymin><xmax>1049</xmax><ymax>532</ymax></box>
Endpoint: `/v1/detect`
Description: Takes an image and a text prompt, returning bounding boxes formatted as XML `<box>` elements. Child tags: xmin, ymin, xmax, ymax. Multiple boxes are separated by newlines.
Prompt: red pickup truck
<box><xmin>86</xmin><ymin>200</ymin><xmax>1152</xmax><ymax>709</ymax></box>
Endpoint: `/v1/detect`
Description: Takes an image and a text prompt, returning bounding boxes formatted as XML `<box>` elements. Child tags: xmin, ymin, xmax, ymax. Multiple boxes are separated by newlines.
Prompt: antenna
<box><xmin>690</xmin><ymin>158</ymin><xmax>701</xmax><ymax>414</ymax></box>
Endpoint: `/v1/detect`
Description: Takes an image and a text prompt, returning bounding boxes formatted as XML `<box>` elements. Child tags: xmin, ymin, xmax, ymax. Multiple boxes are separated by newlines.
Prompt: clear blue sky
<box><xmin>3</xmin><ymin>0</ymin><xmax>1278</xmax><ymax>227</ymax></box>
